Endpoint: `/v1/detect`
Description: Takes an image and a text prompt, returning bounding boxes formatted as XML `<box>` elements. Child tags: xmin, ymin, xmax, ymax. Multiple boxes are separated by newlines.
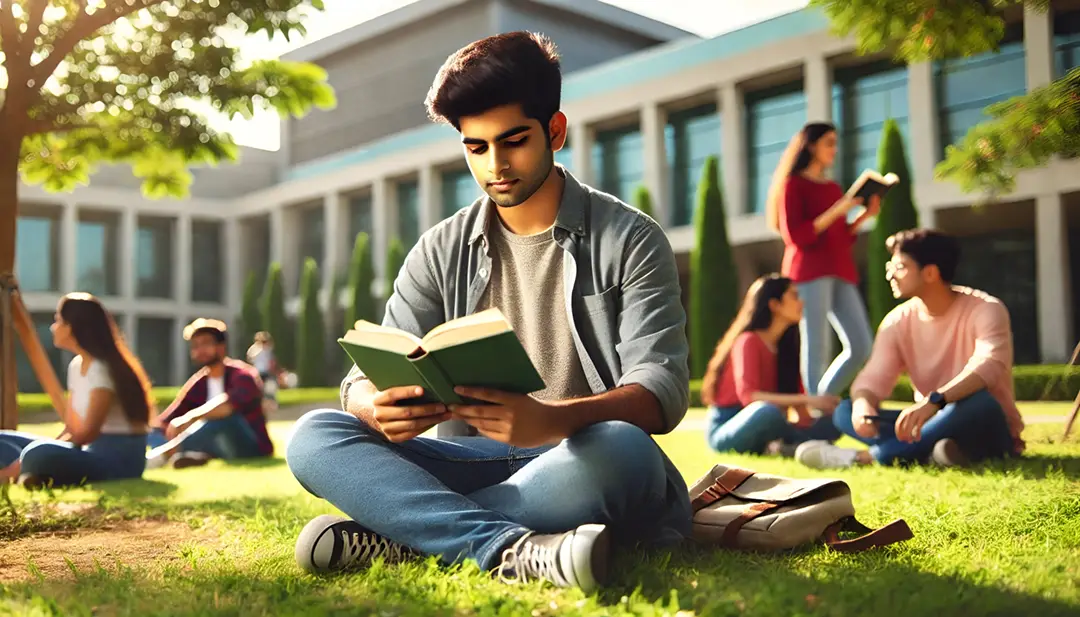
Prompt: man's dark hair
<box><xmin>194</xmin><ymin>328</ymin><xmax>227</xmax><ymax>344</ymax></box>
<box><xmin>886</xmin><ymin>228</ymin><xmax>961</xmax><ymax>283</ymax></box>
<box><xmin>425</xmin><ymin>31</ymin><xmax>562</xmax><ymax>134</ymax></box>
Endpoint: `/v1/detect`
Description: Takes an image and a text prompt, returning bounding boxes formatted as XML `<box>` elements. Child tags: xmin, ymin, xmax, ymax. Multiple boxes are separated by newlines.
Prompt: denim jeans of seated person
<box><xmin>285</xmin><ymin>409</ymin><xmax>693</xmax><ymax>571</ymax></box>
<box><xmin>706</xmin><ymin>401</ymin><xmax>842</xmax><ymax>454</ymax></box>
<box><xmin>0</xmin><ymin>431</ymin><xmax>147</xmax><ymax>486</ymax></box>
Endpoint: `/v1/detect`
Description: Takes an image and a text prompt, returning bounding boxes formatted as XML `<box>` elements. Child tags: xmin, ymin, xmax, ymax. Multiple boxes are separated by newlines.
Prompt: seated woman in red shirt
<box><xmin>764</xmin><ymin>122</ymin><xmax>880</xmax><ymax>404</ymax></box>
<box><xmin>700</xmin><ymin>274</ymin><xmax>842</xmax><ymax>455</ymax></box>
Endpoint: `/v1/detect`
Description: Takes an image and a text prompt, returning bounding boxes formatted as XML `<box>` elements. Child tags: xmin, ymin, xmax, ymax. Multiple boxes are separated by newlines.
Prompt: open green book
<box><xmin>337</xmin><ymin>308</ymin><xmax>546</xmax><ymax>406</ymax></box>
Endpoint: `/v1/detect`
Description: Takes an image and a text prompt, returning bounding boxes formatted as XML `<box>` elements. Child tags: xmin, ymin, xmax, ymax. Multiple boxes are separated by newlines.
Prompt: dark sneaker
<box><xmin>295</xmin><ymin>514</ymin><xmax>416</xmax><ymax>574</ymax></box>
<box><xmin>496</xmin><ymin>524</ymin><xmax>611</xmax><ymax>592</ymax></box>
<box><xmin>932</xmin><ymin>438</ymin><xmax>970</xmax><ymax>468</ymax></box>
<box><xmin>172</xmin><ymin>451</ymin><xmax>213</xmax><ymax>469</ymax></box>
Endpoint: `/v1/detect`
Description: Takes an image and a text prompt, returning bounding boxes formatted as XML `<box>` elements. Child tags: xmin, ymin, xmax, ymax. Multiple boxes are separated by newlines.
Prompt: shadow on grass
<box><xmin>217</xmin><ymin>456</ymin><xmax>287</xmax><ymax>469</ymax></box>
<box><xmin>605</xmin><ymin>545</ymin><xmax>1079</xmax><ymax>617</ymax></box>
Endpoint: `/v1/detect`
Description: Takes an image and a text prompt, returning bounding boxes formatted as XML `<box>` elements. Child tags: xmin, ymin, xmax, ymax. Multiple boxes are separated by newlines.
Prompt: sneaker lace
<box><xmin>497</xmin><ymin>532</ymin><xmax>570</xmax><ymax>587</ymax></box>
<box><xmin>340</xmin><ymin>530</ymin><xmax>409</xmax><ymax>566</ymax></box>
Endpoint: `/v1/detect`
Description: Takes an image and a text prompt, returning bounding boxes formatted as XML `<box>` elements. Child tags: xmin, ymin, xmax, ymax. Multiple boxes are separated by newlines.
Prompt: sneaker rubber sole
<box><xmin>564</xmin><ymin>523</ymin><xmax>611</xmax><ymax>593</ymax></box>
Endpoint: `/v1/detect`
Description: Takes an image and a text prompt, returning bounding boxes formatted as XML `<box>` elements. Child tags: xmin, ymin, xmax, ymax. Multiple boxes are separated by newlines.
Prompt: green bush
<box><xmin>17</xmin><ymin>387</ymin><xmax>341</xmax><ymax>415</ymax></box>
<box><xmin>260</xmin><ymin>262</ymin><xmax>294</xmax><ymax>371</ymax></box>
<box><xmin>687</xmin><ymin>364</ymin><xmax>1080</xmax><ymax>407</ymax></box>
<box><xmin>345</xmin><ymin>232</ymin><xmax>376</xmax><ymax>329</ymax></box>
<box><xmin>384</xmin><ymin>237</ymin><xmax>406</xmax><ymax>302</ymax></box>
<box><xmin>239</xmin><ymin>271</ymin><xmax>261</xmax><ymax>352</ymax></box>
<box><xmin>297</xmin><ymin>257</ymin><xmax>325</xmax><ymax>387</ymax></box>
<box><xmin>689</xmin><ymin>155</ymin><xmax>739</xmax><ymax>379</ymax></box>
<box><xmin>632</xmin><ymin>184</ymin><xmax>655</xmax><ymax>219</ymax></box>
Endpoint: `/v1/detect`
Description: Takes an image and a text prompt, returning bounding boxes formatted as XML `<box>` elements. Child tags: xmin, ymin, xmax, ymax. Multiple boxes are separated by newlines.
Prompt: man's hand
<box><xmin>450</xmin><ymin>387</ymin><xmax>566</xmax><ymax>448</ymax></box>
<box><xmin>166</xmin><ymin>415</ymin><xmax>191</xmax><ymax>440</ymax></box>
<box><xmin>895</xmin><ymin>400</ymin><xmax>937</xmax><ymax>443</ymax></box>
<box><xmin>371</xmin><ymin>386</ymin><xmax>452</xmax><ymax>443</ymax></box>
<box><xmin>851</xmin><ymin>398</ymin><xmax>880</xmax><ymax>439</ymax></box>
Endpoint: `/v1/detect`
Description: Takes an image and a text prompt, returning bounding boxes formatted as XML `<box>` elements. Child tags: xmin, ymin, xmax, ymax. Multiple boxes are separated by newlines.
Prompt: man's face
<box><xmin>885</xmin><ymin>252</ymin><xmax>924</xmax><ymax>299</ymax></box>
<box><xmin>189</xmin><ymin>333</ymin><xmax>224</xmax><ymax>367</ymax></box>
<box><xmin>458</xmin><ymin>103</ymin><xmax>567</xmax><ymax>208</ymax></box>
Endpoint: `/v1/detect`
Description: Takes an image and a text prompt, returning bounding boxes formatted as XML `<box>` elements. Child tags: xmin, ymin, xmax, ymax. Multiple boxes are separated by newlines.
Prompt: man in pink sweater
<box><xmin>795</xmin><ymin>229</ymin><xmax>1023</xmax><ymax>469</ymax></box>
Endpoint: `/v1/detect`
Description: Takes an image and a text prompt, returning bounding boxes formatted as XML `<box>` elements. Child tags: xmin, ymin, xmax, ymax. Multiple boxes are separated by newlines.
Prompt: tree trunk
<box><xmin>0</xmin><ymin>139</ymin><xmax>20</xmax><ymax>430</ymax></box>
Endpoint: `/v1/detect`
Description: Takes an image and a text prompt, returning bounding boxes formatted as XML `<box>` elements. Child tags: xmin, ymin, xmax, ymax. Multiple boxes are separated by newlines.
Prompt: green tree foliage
<box><xmin>810</xmin><ymin>0</ymin><xmax>1067</xmax><ymax>196</ymax></box>
<box><xmin>384</xmin><ymin>237</ymin><xmax>406</xmax><ymax>303</ymax></box>
<box><xmin>632</xmin><ymin>184</ymin><xmax>655</xmax><ymax>219</ymax></box>
<box><xmin>345</xmin><ymin>232</ymin><xmax>376</xmax><ymax>329</ymax></box>
<box><xmin>867</xmin><ymin>119</ymin><xmax>921</xmax><ymax>329</ymax></box>
<box><xmin>260</xmin><ymin>262</ymin><xmax>292</xmax><ymax>371</ymax></box>
<box><xmin>239</xmin><ymin>270</ymin><xmax>261</xmax><ymax>352</ymax></box>
<box><xmin>297</xmin><ymin>257</ymin><xmax>324</xmax><ymax>387</ymax></box>
<box><xmin>690</xmin><ymin>156</ymin><xmax>739</xmax><ymax>379</ymax></box>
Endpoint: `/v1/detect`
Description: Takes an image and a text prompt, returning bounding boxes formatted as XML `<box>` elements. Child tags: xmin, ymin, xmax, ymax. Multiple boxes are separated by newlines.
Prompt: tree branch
<box><xmin>0</xmin><ymin>1</ymin><xmax>20</xmax><ymax>64</ymax></box>
<box><xmin>32</xmin><ymin>0</ymin><xmax>167</xmax><ymax>89</ymax></box>
<box><xmin>21</xmin><ymin>0</ymin><xmax>50</xmax><ymax>55</ymax></box>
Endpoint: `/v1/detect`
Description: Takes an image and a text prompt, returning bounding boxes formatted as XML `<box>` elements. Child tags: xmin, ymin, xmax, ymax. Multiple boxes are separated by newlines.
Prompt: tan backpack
<box><xmin>689</xmin><ymin>463</ymin><xmax>913</xmax><ymax>552</ymax></box>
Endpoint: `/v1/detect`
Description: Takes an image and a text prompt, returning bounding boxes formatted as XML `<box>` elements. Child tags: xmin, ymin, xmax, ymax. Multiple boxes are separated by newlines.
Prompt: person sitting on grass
<box><xmin>285</xmin><ymin>31</ymin><xmax>692</xmax><ymax>593</ymax></box>
<box><xmin>146</xmin><ymin>318</ymin><xmax>272</xmax><ymax>469</ymax></box>
<box><xmin>700</xmin><ymin>274</ymin><xmax>842</xmax><ymax>457</ymax></box>
<box><xmin>0</xmin><ymin>293</ymin><xmax>154</xmax><ymax>488</ymax></box>
<box><xmin>795</xmin><ymin>228</ymin><xmax>1024</xmax><ymax>469</ymax></box>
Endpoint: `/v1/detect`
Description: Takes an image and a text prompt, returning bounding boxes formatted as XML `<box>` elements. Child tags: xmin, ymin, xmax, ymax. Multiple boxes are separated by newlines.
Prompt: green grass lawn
<box><xmin>1</xmin><ymin>407</ymin><xmax>1078</xmax><ymax>616</ymax></box>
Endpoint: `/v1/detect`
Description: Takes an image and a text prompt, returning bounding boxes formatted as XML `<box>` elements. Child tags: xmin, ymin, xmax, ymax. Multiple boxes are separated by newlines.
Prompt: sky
<box><xmin>222</xmin><ymin>0</ymin><xmax>810</xmax><ymax>150</ymax></box>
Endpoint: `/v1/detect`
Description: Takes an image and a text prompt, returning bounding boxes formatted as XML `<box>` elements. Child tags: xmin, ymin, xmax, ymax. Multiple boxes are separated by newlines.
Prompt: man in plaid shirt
<box><xmin>146</xmin><ymin>318</ymin><xmax>273</xmax><ymax>469</ymax></box>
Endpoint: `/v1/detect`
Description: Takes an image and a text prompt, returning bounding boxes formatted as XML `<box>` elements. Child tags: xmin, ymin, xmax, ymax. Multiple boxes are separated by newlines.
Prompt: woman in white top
<box><xmin>0</xmin><ymin>293</ymin><xmax>155</xmax><ymax>488</ymax></box>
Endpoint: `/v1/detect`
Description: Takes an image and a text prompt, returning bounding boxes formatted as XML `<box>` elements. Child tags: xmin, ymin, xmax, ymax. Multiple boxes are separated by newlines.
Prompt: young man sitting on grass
<box><xmin>795</xmin><ymin>228</ymin><xmax>1024</xmax><ymax>469</ymax></box>
<box><xmin>285</xmin><ymin>31</ymin><xmax>692</xmax><ymax>592</ymax></box>
<box><xmin>146</xmin><ymin>319</ymin><xmax>274</xmax><ymax>469</ymax></box>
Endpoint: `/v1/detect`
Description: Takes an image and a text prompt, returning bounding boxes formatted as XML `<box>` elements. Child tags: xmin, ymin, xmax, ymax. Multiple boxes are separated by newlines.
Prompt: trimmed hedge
<box><xmin>688</xmin><ymin>364</ymin><xmax>1078</xmax><ymax>407</ymax></box>
<box><xmin>16</xmin><ymin>387</ymin><xmax>341</xmax><ymax>415</ymax></box>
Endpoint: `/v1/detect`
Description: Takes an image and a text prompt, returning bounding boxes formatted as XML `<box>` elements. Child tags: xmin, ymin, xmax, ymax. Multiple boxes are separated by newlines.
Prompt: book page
<box><xmin>341</xmin><ymin>321</ymin><xmax>423</xmax><ymax>355</ymax></box>
<box><xmin>422</xmin><ymin>308</ymin><xmax>513</xmax><ymax>352</ymax></box>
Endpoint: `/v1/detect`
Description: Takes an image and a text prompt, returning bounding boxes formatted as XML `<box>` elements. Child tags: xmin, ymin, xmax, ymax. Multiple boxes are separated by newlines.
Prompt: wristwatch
<box><xmin>927</xmin><ymin>391</ymin><xmax>947</xmax><ymax>410</ymax></box>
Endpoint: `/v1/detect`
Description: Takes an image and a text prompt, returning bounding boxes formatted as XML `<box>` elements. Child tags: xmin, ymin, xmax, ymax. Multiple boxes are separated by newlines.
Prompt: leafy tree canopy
<box><xmin>810</xmin><ymin>0</ymin><xmax>1077</xmax><ymax>196</ymax></box>
<box><xmin>0</xmin><ymin>0</ymin><xmax>336</xmax><ymax>198</ymax></box>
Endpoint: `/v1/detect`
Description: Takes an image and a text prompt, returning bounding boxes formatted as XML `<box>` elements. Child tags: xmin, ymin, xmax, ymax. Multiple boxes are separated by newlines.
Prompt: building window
<box><xmin>1054</xmin><ymin>10</ymin><xmax>1080</xmax><ymax>77</ymax></box>
<box><xmin>555</xmin><ymin>134</ymin><xmax>573</xmax><ymax>170</ymax></box>
<box><xmin>442</xmin><ymin>169</ymin><xmax>480</xmax><ymax>219</ymax></box>
<box><xmin>136</xmin><ymin>216</ymin><xmax>174</xmax><ymax>299</ymax></box>
<box><xmin>746</xmin><ymin>82</ymin><xmax>807</xmax><ymax>214</ymax></box>
<box><xmin>666</xmin><ymin>103</ymin><xmax>721</xmax><ymax>226</ymax></box>
<box><xmin>348</xmin><ymin>193</ymin><xmax>373</xmax><ymax>245</ymax></box>
<box><xmin>935</xmin><ymin>24</ymin><xmax>1026</xmax><ymax>159</ymax></box>
<box><xmin>833</xmin><ymin>61</ymin><xmax>910</xmax><ymax>186</ymax></box>
<box><xmin>397</xmin><ymin>180</ymin><xmax>420</xmax><ymax>249</ymax></box>
<box><xmin>76</xmin><ymin>210</ymin><xmax>120</xmax><ymax>296</ymax></box>
<box><xmin>592</xmin><ymin>125</ymin><xmax>643</xmax><ymax>204</ymax></box>
<box><xmin>190</xmin><ymin>219</ymin><xmax>223</xmax><ymax>304</ymax></box>
<box><xmin>136</xmin><ymin>317</ymin><xmax>175</xmax><ymax>386</ymax></box>
<box><xmin>16</xmin><ymin>211</ymin><xmax>60</xmax><ymax>293</ymax></box>
<box><xmin>16</xmin><ymin>312</ymin><xmax>67</xmax><ymax>393</ymax></box>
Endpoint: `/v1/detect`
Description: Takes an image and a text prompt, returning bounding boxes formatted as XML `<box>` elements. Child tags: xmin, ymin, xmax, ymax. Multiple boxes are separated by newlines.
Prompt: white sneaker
<box><xmin>497</xmin><ymin>524</ymin><xmax>611</xmax><ymax>592</ymax></box>
<box><xmin>145</xmin><ymin>452</ymin><xmax>171</xmax><ymax>469</ymax></box>
<box><xmin>795</xmin><ymin>440</ymin><xmax>861</xmax><ymax>469</ymax></box>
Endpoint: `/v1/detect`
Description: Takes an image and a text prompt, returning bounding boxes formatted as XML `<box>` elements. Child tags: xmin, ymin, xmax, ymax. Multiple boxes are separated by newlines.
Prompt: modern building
<box><xmin>13</xmin><ymin>0</ymin><xmax>1080</xmax><ymax>392</ymax></box>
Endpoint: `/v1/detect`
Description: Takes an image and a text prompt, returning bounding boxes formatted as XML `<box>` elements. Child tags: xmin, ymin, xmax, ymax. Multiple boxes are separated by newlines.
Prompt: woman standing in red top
<box><xmin>764</xmin><ymin>122</ymin><xmax>880</xmax><ymax>402</ymax></box>
<box><xmin>700</xmin><ymin>274</ymin><xmax>842</xmax><ymax>455</ymax></box>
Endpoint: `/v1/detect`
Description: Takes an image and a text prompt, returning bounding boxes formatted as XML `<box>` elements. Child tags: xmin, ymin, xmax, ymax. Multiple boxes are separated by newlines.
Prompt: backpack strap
<box><xmin>691</xmin><ymin>467</ymin><xmax>755</xmax><ymax>513</ymax></box>
<box><xmin>823</xmin><ymin>517</ymin><xmax>913</xmax><ymax>553</ymax></box>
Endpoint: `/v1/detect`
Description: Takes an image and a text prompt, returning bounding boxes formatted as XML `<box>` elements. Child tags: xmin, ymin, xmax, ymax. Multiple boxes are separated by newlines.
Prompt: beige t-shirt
<box><xmin>67</xmin><ymin>356</ymin><xmax>140</xmax><ymax>435</ymax></box>
<box><xmin>477</xmin><ymin>217</ymin><xmax>593</xmax><ymax>402</ymax></box>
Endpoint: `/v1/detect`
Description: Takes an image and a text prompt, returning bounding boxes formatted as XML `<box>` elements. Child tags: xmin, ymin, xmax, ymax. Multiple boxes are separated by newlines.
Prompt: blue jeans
<box><xmin>0</xmin><ymin>431</ymin><xmax>147</xmax><ymax>486</ymax></box>
<box><xmin>285</xmin><ymin>410</ymin><xmax>692</xmax><ymax>571</ymax></box>
<box><xmin>706</xmin><ymin>402</ymin><xmax>841</xmax><ymax>454</ymax></box>
<box><xmin>832</xmin><ymin>389</ymin><xmax>1016</xmax><ymax>465</ymax></box>
<box><xmin>148</xmin><ymin>414</ymin><xmax>263</xmax><ymax>459</ymax></box>
<box><xmin>796</xmin><ymin>277</ymin><xmax>873</xmax><ymax>396</ymax></box>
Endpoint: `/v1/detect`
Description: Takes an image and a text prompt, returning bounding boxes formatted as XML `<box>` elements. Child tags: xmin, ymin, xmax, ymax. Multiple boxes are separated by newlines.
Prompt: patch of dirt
<box><xmin>0</xmin><ymin>508</ymin><xmax>216</xmax><ymax>582</ymax></box>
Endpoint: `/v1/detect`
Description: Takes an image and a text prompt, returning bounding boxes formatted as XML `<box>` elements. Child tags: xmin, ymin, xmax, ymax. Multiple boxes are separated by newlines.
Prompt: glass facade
<box><xmin>299</xmin><ymin>203</ymin><xmax>325</xmax><ymax>273</ymax></box>
<box><xmin>833</xmin><ymin>62</ymin><xmax>911</xmax><ymax>186</ymax></box>
<box><xmin>136</xmin><ymin>216</ymin><xmax>174</xmax><ymax>298</ymax></box>
<box><xmin>442</xmin><ymin>169</ymin><xmax>480</xmax><ymax>218</ymax></box>
<box><xmin>592</xmin><ymin>125</ymin><xmax>644</xmax><ymax>203</ymax></box>
<box><xmin>190</xmin><ymin>219</ymin><xmax>223</xmax><ymax>303</ymax></box>
<box><xmin>76</xmin><ymin>212</ymin><xmax>119</xmax><ymax>296</ymax></box>
<box><xmin>348</xmin><ymin>193</ymin><xmax>374</xmax><ymax>245</ymax></box>
<box><xmin>135</xmin><ymin>317</ymin><xmax>175</xmax><ymax>386</ymax></box>
<box><xmin>555</xmin><ymin>135</ymin><xmax>573</xmax><ymax>170</ymax></box>
<box><xmin>397</xmin><ymin>180</ymin><xmax>420</xmax><ymax>249</ymax></box>
<box><xmin>16</xmin><ymin>213</ymin><xmax>59</xmax><ymax>293</ymax></box>
<box><xmin>746</xmin><ymin>82</ymin><xmax>807</xmax><ymax>214</ymax></box>
<box><xmin>666</xmin><ymin>103</ymin><xmax>721</xmax><ymax>226</ymax></box>
<box><xmin>1055</xmin><ymin>10</ymin><xmax>1080</xmax><ymax>76</ymax></box>
<box><xmin>935</xmin><ymin>25</ymin><xmax>1026</xmax><ymax>159</ymax></box>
